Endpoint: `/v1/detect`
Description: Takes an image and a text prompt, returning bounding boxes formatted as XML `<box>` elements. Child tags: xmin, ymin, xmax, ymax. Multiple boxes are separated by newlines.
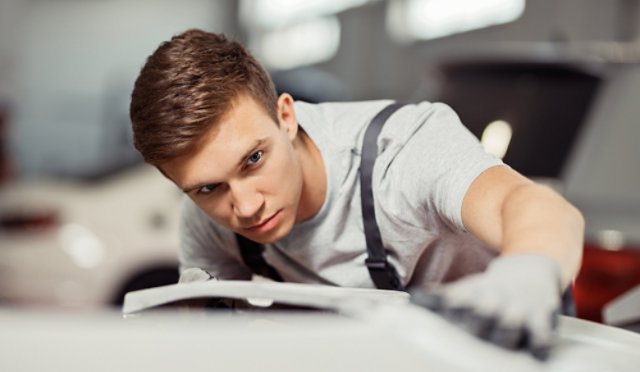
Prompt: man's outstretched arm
<box><xmin>461</xmin><ymin>164</ymin><xmax>584</xmax><ymax>289</ymax></box>
<box><xmin>413</xmin><ymin>164</ymin><xmax>584</xmax><ymax>359</ymax></box>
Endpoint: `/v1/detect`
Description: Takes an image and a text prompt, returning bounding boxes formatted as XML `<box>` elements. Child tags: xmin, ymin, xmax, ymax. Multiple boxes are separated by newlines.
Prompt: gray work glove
<box><xmin>175</xmin><ymin>267</ymin><xmax>222</xmax><ymax>310</ymax></box>
<box><xmin>178</xmin><ymin>267</ymin><xmax>214</xmax><ymax>284</ymax></box>
<box><xmin>411</xmin><ymin>254</ymin><xmax>563</xmax><ymax>360</ymax></box>
<box><xmin>177</xmin><ymin>268</ymin><xmax>241</xmax><ymax>310</ymax></box>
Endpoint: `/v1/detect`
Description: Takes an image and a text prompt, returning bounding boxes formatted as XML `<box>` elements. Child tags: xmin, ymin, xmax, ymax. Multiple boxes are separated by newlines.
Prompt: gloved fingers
<box><xmin>459</xmin><ymin>311</ymin><xmax>496</xmax><ymax>339</ymax></box>
<box><xmin>409</xmin><ymin>254</ymin><xmax>563</xmax><ymax>360</ymax></box>
<box><xmin>438</xmin><ymin>276</ymin><xmax>483</xmax><ymax>308</ymax></box>
<box><xmin>178</xmin><ymin>267</ymin><xmax>214</xmax><ymax>284</ymax></box>
<box><xmin>409</xmin><ymin>279</ymin><xmax>486</xmax><ymax>314</ymax></box>
<box><xmin>438</xmin><ymin>280</ymin><xmax>494</xmax><ymax>323</ymax></box>
<box><xmin>488</xmin><ymin>323</ymin><xmax>526</xmax><ymax>350</ymax></box>
<box><xmin>412</xmin><ymin>285</ymin><xmax>547</xmax><ymax>357</ymax></box>
<box><xmin>410</xmin><ymin>287</ymin><xmax>483</xmax><ymax>335</ymax></box>
<box><xmin>411</xmin><ymin>296</ymin><xmax>496</xmax><ymax>340</ymax></box>
<box><xmin>524</xmin><ymin>307</ymin><xmax>559</xmax><ymax>360</ymax></box>
<box><xmin>445</xmin><ymin>306</ymin><xmax>529</xmax><ymax>352</ymax></box>
<box><xmin>452</xmin><ymin>306</ymin><xmax>554</xmax><ymax>360</ymax></box>
<box><xmin>412</xmin><ymin>285</ymin><xmax>504</xmax><ymax>340</ymax></box>
<box><xmin>409</xmin><ymin>289</ymin><xmax>446</xmax><ymax>312</ymax></box>
<box><xmin>485</xmin><ymin>301</ymin><xmax>527</xmax><ymax>350</ymax></box>
<box><xmin>486</xmin><ymin>304</ymin><xmax>558</xmax><ymax>360</ymax></box>
<box><xmin>483</xmin><ymin>299</ymin><xmax>558</xmax><ymax>360</ymax></box>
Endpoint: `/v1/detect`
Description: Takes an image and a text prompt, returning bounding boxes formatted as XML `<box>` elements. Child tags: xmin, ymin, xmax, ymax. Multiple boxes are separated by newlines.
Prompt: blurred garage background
<box><xmin>0</xmin><ymin>0</ymin><xmax>639</xmax><ymax>330</ymax></box>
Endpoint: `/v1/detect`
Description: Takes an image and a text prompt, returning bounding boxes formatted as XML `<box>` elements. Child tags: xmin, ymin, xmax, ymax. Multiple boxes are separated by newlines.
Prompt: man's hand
<box><xmin>411</xmin><ymin>254</ymin><xmax>563</xmax><ymax>360</ymax></box>
<box><xmin>178</xmin><ymin>267</ymin><xmax>214</xmax><ymax>283</ymax></box>
<box><xmin>174</xmin><ymin>268</ymin><xmax>221</xmax><ymax>310</ymax></box>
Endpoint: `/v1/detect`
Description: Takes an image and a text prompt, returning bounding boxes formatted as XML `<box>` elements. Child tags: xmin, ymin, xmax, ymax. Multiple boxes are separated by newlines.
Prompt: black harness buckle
<box><xmin>365</xmin><ymin>257</ymin><xmax>403</xmax><ymax>291</ymax></box>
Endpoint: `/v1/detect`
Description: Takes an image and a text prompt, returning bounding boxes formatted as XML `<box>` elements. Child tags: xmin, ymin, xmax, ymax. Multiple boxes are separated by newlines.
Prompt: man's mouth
<box><xmin>246</xmin><ymin>210</ymin><xmax>281</xmax><ymax>233</ymax></box>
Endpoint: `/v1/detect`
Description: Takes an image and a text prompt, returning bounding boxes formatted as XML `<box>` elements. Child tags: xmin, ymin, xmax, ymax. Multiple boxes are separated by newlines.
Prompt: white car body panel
<box><xmin>1</xmin><ymin>308</ymin><xmax>639</xmax><ymax>372</ymax></box>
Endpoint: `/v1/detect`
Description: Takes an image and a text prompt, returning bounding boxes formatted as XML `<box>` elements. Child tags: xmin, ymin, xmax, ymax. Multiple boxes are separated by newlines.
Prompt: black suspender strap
<box><xmin>360</xmin><ymin>102</ymin><xmax>406</xmax><ymax>291</ymax></box>
<box><xmin>235</xmin><ymin>233</ymin><xmax>283</xmax><ymax>282</ymax></box>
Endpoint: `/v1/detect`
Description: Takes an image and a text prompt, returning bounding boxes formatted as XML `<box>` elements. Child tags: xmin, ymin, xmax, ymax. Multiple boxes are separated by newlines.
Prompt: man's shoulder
<box><xmin>294</xmin><ymin>99</ymin><xmax>395</xmax><ymax>122</ymax></box>
<box><xmin>293</xmin><ymin>99</ymin><xmax>399</xmax><ymax>147</ymax></box>
<box><xmin>294</xmin><ymin>100</ymin><xmax>456</xmax><ymax>130</ymax></box>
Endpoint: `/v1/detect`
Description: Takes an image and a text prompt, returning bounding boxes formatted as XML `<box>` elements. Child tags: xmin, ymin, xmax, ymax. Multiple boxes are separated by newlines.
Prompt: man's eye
<box><xmin>247</xmin><ymin>151</ymin><xmax>263</xmax><ymax>165</ymax></box>
<box><xmin>198</xmin><ymin>184</ymin><xmax>218</xmax><ymax>194</ymax></box>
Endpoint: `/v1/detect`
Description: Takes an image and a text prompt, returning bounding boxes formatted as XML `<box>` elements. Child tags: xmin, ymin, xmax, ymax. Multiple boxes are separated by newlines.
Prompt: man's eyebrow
<box><xmin>181</xmin><ymin>138</ymin><xmax>269</xmax><ymax>193</ymax></box>
<box><xmin>237</xmin><ymin>138</ymin><xmax>268</xmax><ymax>168</ymax></box>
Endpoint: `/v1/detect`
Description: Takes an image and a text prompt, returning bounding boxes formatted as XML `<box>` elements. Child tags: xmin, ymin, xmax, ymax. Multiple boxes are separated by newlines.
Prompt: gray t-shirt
<box><xmin>179</xmin><ymin>100</ymin><xmax>502</xmax><ymax>288</ymax></box>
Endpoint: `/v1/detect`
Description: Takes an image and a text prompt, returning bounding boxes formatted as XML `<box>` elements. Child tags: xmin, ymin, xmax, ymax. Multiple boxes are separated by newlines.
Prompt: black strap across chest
<box><xmin>235</xmin><ymin>102</ymin><xmax>406</xmax><ymax>290</ymax></box>
<box><xmin>235</xmin><ymin>233</ymin><xmax>283</xmax><ymax>282</ymax></box>
<box><xmin>359</xmin><ymin>102</ymin><xmax>406</xmax><ymax>290</ymax></box>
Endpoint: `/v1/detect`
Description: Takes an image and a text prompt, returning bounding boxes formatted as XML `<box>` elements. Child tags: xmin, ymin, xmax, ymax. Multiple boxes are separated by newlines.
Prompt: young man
<box><xmin>130</xmin><ymin>29</ymin><xmax>583</xmax><ymax>358</ymax></box>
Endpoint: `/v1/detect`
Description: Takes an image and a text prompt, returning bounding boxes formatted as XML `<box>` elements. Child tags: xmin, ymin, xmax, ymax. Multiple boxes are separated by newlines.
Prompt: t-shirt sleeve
<box><xmin>378</xmin><ymin>102</ymin><xmax>504</xmax><ymax>232</ymax></box>
<box><xmin>178</xmin><ymin>197</ymin><xmax>252</xmax><ymax>280</ymax></box>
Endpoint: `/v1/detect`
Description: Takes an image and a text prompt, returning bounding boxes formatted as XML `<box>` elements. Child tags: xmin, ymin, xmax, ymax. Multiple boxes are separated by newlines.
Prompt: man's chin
<box><xmin>251</xmin><ymin>235</ymin><xmax>280</xmax><ymax>245</ymax></box>
<box><xmin>239</xmin><ymin>220</ymin><xmax>293</xmax><ymax>245</ymax></box>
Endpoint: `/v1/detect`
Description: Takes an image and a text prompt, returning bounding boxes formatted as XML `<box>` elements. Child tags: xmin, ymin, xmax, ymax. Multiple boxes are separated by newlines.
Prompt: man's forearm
<box><xmin>452</xmin><ymin>168</ymin><xmax>583</xmax><ymax>358</ymax></box>
<box><xmin>500</xmin><ymin>183</ymin><xmax>584</xmax><ymax>289</ymax></box>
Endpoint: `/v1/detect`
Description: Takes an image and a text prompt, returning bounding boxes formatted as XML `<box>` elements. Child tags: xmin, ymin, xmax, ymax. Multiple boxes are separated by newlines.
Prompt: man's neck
<box><xmin>293</xmin><ymin>129</ymin><xmax>327</xmax><ymax>223</ymax></box>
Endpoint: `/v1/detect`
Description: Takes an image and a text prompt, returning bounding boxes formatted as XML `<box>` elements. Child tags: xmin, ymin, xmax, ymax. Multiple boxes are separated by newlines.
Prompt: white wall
<box><xmin>2</xmin><ymin>0</ymin><xmax>235</xmax><ymax>176</ymax></box>
<box><xmin>316</xmin><ymin>0</ymin><xmax>638</xmax><ymax>101</ymax></box>
<box><xmin>563</xmin><ymin>65</ymin><xmax>640</xmax><ymax>241</ymax></box>
<box><xmin>0</xmin><ymin>0</ymin><xmax>24</xmax><ymax>105</ymax></box>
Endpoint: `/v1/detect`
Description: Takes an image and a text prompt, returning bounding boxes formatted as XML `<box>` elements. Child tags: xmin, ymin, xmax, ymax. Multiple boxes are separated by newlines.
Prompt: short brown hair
<box><xmin>130</xmin><ymin>29</ymin><xmax>278</xmax><ymax>166</ymax></box>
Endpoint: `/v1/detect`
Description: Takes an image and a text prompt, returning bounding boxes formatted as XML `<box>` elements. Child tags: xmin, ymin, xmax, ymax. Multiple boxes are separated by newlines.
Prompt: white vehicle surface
<box><xmin>1</xmin><ymin>304</ymin><xmax>639</xmax><ymax>372</ymax></box>
<box><xmin>0</xmin><ymin>164</ymin><xmax>182</xmax><ymax>309</ymax></box>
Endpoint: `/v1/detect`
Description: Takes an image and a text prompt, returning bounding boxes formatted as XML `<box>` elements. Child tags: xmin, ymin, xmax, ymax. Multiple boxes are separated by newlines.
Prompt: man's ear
<box><xmin>276</xmin><ymin>93</ymin><xmax>298</xmax><ymax>141</ymax></box>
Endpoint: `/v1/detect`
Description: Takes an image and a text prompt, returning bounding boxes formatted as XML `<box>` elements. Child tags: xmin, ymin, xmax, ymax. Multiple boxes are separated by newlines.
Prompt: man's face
<box><xmin>161</xmin><ymin>93</ymin><xmax>303</xmax><ymax>244</ymax></box>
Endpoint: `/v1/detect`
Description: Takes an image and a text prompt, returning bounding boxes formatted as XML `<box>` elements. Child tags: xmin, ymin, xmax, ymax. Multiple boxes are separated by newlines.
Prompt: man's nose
<box><xmin>230</xmin><ymin>180</ymin><xmax>264</xmax><ymax>218</ymax></box>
